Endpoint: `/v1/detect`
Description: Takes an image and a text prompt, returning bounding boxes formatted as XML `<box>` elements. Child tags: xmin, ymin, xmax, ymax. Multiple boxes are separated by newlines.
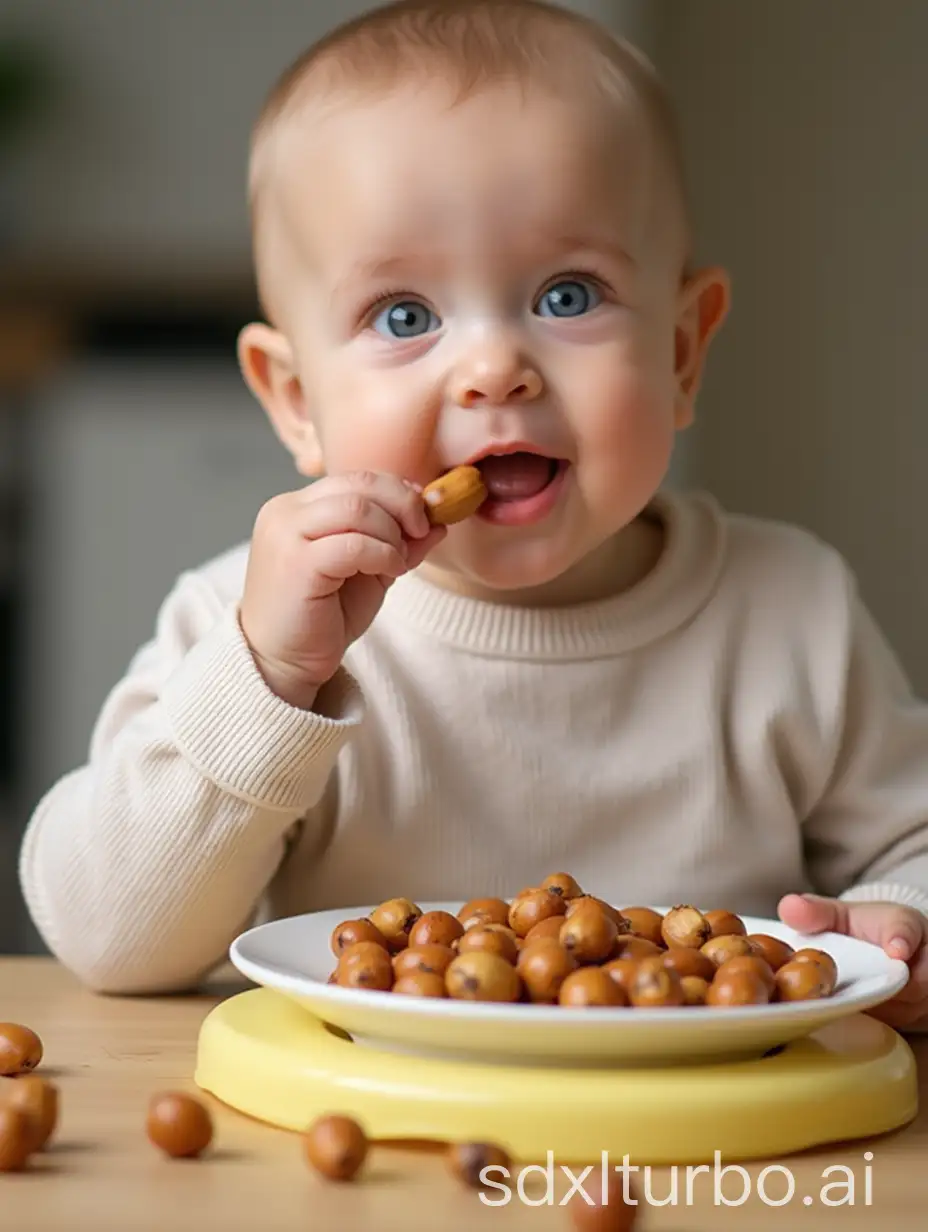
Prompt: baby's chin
<box><xmin>419</xmin><ymin>538</ymin><xmax>600</xmax><ymax>605</ymax></box>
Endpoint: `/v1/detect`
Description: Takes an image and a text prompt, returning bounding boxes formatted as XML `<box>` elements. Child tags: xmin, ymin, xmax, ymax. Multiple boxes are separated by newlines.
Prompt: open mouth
<box><xmin>470</xmin><ymin>450</ymin><xmax>569</xmax><ymax>526</ymax></box>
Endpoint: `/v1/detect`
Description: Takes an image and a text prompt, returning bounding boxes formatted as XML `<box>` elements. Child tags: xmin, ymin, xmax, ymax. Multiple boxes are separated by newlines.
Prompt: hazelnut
<box><xmin>792</xmin><ymin>948</ymin><xmax>839</xmax><ymax>991</ymax></box>
<box><xmin>706</xmin><ymin>970</ymin><xmax>770</xmax><ymax>1007</ymax></box>
<box><xmin>715</xmin><ymin>955</ymin><xmax>776</xmax><ymax>996</ymax></box>
<box><xmin>393</xmin><ymin>972</ymin><xmax>447</xmax><ymax>998</ymax></box>
<box><xmin>569</xmin><ymin>1170</ymin><xmax>639</xmax><ymax>1231</ymax></box>
<box><xmin>446</xmin><ymin>952</ymin><xmax>521</xmax><ymax>1003</ymax></box>
<box><xmin>775</xmin><ymin>959</ymin><xmax>833</xmax><ymax>1002</ymax></box>
<box><xmin>423</xmin><ymin>465</ymin><xmax>487</xmax><ymax>525</ymax></box>
<box><xmin>565</xmin><ymin>896</ymin><xmax>628</xmax><ymax>930</ymax></box>
<box><xmin>619</xmin><ymin>907</ymin><xmax>665</xmax><ymax>947</ymax></box>
<box><xmin>0</xmin><ymin>1024</ymin><xmax>43</xmax><ymax>1076</ymax></box>
<box><xmin>517</xmin><ymin>942</ymin><xmax>578</xmax><ymax>1003</ymax></box>
<box><xmin>0</xmin><ymin>1107</ymin><xmax>32</xmax><ymax>1172</ymax></box>
<box><xmin>447</xmin><ymin>1140</ymin><xmax>511</xmax><ymax>1190</ymax></box>
<box><xmin>0</xmin><ymin>1075</ymin><xmax>58</xmax><ymax>1150</ymax></box>
<box><xmin>601</xmin><ymin>957</ymin><xmax>641</xmax><ymax>997</ymax></box>
<box><xmin>704</xmin><ymin>909</ymin><xmax>747</xmax><ymax>938</ymax></box>
<box><xmin>700</xmin><ymin>935</ymin><xmax>757</xmax><ymax>967</ymax></box>
<box><xmin>524</xmin><ymin>916</ymin><xmax>568</xmax><ymax>945</ymax></box>
<box><xmin>609</xmin><ymin>935</ymin><xmax>663</xmax><ymax>962</ymax></box>
<box><xmin>508</xmin><ymin>889</ymin><xmax>566</xmax><ymax>938</ymax></box>
<box><xmin>408</xmin><ymin>910</ymin><xmax>464</xmax><ymax>949</ymax></box>
<box><xmin>628</xmin><ymin>957</ymin><xmax>685</xmax><ymax>1007</ymax></box>
<box><xmin>661</xmin><ymin>947</ymin><xmax>716</xmax><ymax>982</ymax></box>
<box><xmin>511</xmin><ymin>885</ymin><xmax>539</xmax><ymax>901</ymax></box>
<box><xmin>747</xmin><ymin>934</ymin><xmax>795</xmax><ymax>972</ymax></box>
<box><xmin>303</xmin><ymin>1114</ymin><xmax>368</xmax><ymax>1181</ymax></box>
<box><xmin>335</xmin><ymin>942</ymin><xmax>394</xmax><ymax>991</ymax></box>
<box><xmin>146</xmin><ymin>1092</ymin><xmax>213</xmax><ymax>1158</ymax></box>
<box><xmin>680</xmin><ymin>976</ymin><xmax>711</xmax><ymax>1006</ymax></box>
<box><xmin>559</xmin><ymin>903</ymin><xmax>618</xmax><ymax>964</ymax></box>
<box><xmin>540</xmin><ymin>872</ymin><xmax>583</xmax><ymax>899</ymax></box>
<box><xmin>558</xmin><ymin>968</ymin><xmax>626</xmax><ymax>1007</ymax></box>
<box><xmin>392</xmin><ymin>944</ymin><xmax>456</xmax><ymax>979</ymax></box>
<box><xmin>457</xmin><ymin>898</ymin><xmax>511</xmax><ymax>930</ymax></box>
<box><xmin>456</xmin><ymin>925</ymin><xmax>519</xmax><ymax>965</ymax></box>
<box><xmin>329</xmin><ymin>918</ymin><xmax>389</xmax><ymax>957</ymax></box>
<box><xmin>368</xmin><ymin>898</ymin><xmax>423</xmax><ymax>953</ymax></box>
<box><xmin>660</xmin><ymin>905</ymin><xmax>711</xmax><ymax>949</ymax></box>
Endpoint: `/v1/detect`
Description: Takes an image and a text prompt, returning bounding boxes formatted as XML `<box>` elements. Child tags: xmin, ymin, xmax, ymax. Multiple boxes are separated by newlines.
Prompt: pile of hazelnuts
<box><xmin>327</xmin><ymin>874</ymin><xmax>839</xmax><ymax>1008</ymax></box>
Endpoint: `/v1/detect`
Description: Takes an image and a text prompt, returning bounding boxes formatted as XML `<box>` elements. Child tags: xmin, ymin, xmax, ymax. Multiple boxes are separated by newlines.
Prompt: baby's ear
<box><xmin>673</xmin><ymin>267</ymin><xmax>730</xmax><ymax>428</ymax></box>
<box><xmin>238</xmin><ymin>323</ymin><xmax>323</xmax><ymax>476</ymax></box>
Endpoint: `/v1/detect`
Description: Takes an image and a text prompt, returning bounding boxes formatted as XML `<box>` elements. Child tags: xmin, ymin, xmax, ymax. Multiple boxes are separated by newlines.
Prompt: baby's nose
<box><xmin>450</xmin><ymin>341</ymin><xmax>543</xmax><ymax>408</ymax></box>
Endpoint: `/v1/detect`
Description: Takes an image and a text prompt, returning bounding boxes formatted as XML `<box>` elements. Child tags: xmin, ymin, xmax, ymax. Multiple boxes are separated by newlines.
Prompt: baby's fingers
<box><xmin>867</xmin><ymin>998</ymin><xmax>928</xmax><ymax>1030</ymax></box>
<box><xmin>882</xmin><ymin>947</ymin><xmax>928</xmax><ymax>1005</ymax></box>
<box><xmin>304</xmin><ymin>533</ymin><xmax>407</xmax><ymax>598</ymax></box>
<box><xmin>403</xmin><ymin>523</ymin><xmax>447</xmax><ymax>569</ymax></box>
<box><xmin>296</xmin><ymin>491</ymin><xmax>406</xmax><ymax>553</ymax></box>
<box><xmin>302</xmin><ymin>470</ymin><xmax>431</xmax><ymax>541</ymax></box>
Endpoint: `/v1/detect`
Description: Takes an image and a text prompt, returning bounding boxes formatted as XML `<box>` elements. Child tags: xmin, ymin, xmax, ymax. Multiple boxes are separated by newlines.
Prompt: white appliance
<box><xmin>21</xmin><ymin>356</ymin><xmax>297</xmax><ymax>810</ymax></box>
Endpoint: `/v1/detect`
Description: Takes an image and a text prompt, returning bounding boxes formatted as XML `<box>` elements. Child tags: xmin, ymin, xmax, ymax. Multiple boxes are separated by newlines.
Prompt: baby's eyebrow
<box><xmin>545</xmin><ymin>234</ymin><xmax>638</xmax><ymax>272</ymax></box>
<box><xmin>330</xmin><ymin>253</ymin><xmax>437</xmax><ymax>301</ymax></box>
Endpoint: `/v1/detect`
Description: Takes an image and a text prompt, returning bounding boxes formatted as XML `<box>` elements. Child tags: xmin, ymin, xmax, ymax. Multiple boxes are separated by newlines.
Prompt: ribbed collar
<box><xmin>381</xmin><ymin>489</ymin><xmax>728</xmax><ymax>661</ymax></box>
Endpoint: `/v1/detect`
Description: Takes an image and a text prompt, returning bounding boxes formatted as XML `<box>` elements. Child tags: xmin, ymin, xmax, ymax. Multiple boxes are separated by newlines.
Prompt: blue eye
<box><xmin>372</xmin><ymin>299</ymin><xmax>441</xmax><ymax>338</ymax></box>
<box><xmin>536</xmin><ymin>278</ymin><xmax>600</xmax><ymax>318</ymax></box>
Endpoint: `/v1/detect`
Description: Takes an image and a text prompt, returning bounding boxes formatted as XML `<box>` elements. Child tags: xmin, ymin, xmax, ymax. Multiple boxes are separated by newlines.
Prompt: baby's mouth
<box><xmin>473</xmin><ymin>451</ymin><xmax>561</xmax><ymax>504</ymax></box>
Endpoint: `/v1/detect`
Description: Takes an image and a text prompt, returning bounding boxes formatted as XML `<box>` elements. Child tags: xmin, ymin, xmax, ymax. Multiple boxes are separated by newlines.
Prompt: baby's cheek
<box><xmin>313</xmin><ymin>368</ymin><xmax>435</xmax><ymax>477</ymax></box>
<box><xmin>578</xmin><ymin>363</ymin><xmax>673</xmax><ymax>458</ymax></box>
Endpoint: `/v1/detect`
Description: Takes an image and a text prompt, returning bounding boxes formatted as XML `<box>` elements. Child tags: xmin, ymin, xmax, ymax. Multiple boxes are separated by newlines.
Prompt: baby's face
<box><xmin>254</xmin><ymin>82</ymin><xmax>722</xmax><ymax>601</ymax></box>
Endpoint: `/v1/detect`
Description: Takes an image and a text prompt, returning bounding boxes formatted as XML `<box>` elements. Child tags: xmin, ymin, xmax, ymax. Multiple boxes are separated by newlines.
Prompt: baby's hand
<box><xmin>240</xmin><ymin>471</ymin><xmax>444</xmax><ymax>709</ymax></box>
<box><xmin>778</xmin><ymin>893</ymin><xmax>928</xmax><ymax>1030</ymax></box>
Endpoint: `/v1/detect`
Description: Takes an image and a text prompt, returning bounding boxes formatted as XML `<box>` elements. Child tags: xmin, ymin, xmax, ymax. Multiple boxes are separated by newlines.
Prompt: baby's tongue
<box><xmin>477</xmin><ymin>452</ymin><xmax>554</xmax><ymax>501</ymax></box>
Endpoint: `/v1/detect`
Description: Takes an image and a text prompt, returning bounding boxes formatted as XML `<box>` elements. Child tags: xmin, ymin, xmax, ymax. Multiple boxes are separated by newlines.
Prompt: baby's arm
<box><xmin>800</xmin><ymin>574</ymin><xmax>928</xmax><ymax>914</ymax></box>
<box><xmin>17</xmin><ymin>566</ymin><xmax>362</xmax><ymax>995</ymax></box>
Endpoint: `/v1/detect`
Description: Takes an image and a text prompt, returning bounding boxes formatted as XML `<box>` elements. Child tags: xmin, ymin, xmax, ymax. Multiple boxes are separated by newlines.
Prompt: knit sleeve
<box><xmin>17</xmin><ymin>566</ymin><xmax>363</xmax><ymax>994</ymax></box>
<box><xmin>801</xmin><ymin>574</ymin><xmax>928</xmax><ymax>917</ymax></box>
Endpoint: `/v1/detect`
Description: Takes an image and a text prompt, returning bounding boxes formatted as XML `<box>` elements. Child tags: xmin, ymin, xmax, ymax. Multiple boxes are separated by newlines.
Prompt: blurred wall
<box><xmin>9</xmin><ymin>0</ymin><xmax>652</xmax><ymax>285</ymax></box>
<box><xmin>661</xmin><ymin>0</ymin><xmax>928</xmax><ymax>692</ymax></box>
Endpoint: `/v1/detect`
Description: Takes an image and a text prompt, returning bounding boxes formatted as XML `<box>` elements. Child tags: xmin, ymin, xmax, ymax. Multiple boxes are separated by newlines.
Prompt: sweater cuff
<box><xmin>839</xmin><ymin>881</ymin><xmax>928</xmax><ymax>918</ymax></box>
<box><xmin>160</xmin><ymin>604</ymin><xmax>364</xmax><ymax>810</ymax></box>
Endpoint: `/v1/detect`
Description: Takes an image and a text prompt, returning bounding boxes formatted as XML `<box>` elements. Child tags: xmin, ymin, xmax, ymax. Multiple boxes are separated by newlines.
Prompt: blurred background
<box><xmin>1</xmin><ymin>0</ymin><xmax>926</xmax><ymax>953</ymax></box>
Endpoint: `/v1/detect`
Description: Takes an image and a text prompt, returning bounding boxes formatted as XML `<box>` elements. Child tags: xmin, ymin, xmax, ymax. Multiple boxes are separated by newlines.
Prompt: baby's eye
<box><xmin>371</xmin><ymin>299</ymin><xmax>441</xmax><ymax>338</ymax></box>
<box><xmin>535</xmin><ymin>278</ymin><xmax>601</xmax><ymax>318</ymax></box>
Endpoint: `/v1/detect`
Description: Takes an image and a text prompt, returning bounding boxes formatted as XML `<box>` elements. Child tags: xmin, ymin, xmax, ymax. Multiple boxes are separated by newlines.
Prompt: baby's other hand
<box><xmin>778</xmin><ymin>893</ymin><xmax>928</xmax><ymax>1030</ymax></box>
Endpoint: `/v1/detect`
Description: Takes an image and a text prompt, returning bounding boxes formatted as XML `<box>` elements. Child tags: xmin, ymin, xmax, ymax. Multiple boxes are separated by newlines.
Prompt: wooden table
<box><xmin>2</xmin><ymin>958</ymin><xmax>926</xmax><ymax>1231</ymax></box>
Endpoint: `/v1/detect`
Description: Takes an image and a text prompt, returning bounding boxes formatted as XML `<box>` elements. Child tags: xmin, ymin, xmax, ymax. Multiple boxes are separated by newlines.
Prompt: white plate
<box><xmin>229</xmin><ymin>903</ymin><xmax>909</xmax><ymax>1067</ymax></box>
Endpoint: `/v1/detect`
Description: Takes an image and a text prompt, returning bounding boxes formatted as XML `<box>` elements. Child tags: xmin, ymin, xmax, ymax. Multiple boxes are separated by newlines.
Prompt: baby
<box><xmin>17</xmin><ymin>0</ymin><xmax>928</xmax><ymax>1027</ymax></box>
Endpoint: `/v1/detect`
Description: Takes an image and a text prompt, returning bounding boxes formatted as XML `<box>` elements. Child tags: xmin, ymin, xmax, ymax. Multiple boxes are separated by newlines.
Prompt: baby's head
<box><xmin>238</xmin><ymin>0</ymin><xmax>729</xmax><ymax>604</ymax></box>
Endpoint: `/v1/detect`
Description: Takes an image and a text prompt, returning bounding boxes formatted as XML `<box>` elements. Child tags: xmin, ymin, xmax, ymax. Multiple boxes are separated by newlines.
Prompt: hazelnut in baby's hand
<box><xmin>422</xmin><ymin>466</ymin><xmax>487</xmax><ymax>525</ymax></box>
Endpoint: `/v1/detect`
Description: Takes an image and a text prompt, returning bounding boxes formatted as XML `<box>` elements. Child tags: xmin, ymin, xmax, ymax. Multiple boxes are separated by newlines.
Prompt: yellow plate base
<box><xmin>195</xmin><ymin>989</ymin><xmax>918</xmax><ymax>1165</ymax></box>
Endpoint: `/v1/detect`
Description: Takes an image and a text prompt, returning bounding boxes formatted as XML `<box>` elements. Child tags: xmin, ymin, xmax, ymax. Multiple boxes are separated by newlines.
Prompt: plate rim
<box><xmin>229</xmin><ymin>902</ymin><xmax>910</xmax><ymax>1029</ymax></box>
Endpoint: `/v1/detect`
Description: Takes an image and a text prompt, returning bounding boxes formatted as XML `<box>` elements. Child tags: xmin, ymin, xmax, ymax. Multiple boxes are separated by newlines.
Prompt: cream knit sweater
<box><xmin>18</xmin><ymin>490</ymin><xmax>928</xmax><ymax>994</ymax></box>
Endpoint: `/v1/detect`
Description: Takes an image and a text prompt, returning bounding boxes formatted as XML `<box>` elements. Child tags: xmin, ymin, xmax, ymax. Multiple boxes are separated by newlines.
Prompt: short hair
<box><xmin>248</xmin><ymin>0</ymin><xmax>690</xmax><ymax>312</ymax></box>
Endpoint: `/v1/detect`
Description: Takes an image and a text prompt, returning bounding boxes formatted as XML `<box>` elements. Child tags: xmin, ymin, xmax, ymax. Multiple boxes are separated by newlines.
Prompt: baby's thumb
<box><xmin>876</xmin><ymin>912</ymin><xmax>923</xmax><ymax>961</ymax></box>
<box><xmin>777</xmin><ymin>892</ymin><xmax>845</xmax><ymax>935</ymax></box>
